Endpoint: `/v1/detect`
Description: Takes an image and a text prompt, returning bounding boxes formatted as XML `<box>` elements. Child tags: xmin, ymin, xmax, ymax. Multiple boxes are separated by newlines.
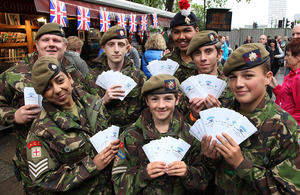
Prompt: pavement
<box><xmin>0</xmin><ymin>67</ymin><xmax>286</xmax><ymax>195</ymax></box>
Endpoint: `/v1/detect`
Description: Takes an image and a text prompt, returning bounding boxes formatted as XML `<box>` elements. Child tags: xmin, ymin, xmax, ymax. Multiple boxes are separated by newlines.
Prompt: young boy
<box><xmin>112</xmin><ymin>74</ymin><xmax>211</xmax><ymax>194</ymax></box>
<box><xmin>201</xmin><ymin>43</ymin><xmax>300</xmax><ymax>194</ymax></box>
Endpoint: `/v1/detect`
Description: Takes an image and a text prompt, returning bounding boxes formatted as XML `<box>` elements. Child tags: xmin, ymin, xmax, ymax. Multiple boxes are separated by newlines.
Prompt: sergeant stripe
<box><xmin>28</xmin><ymin>158</ymin><xmax>49</xmax><ymax>178</ymax></box>
<box><xmin>112</xmin><ymin>166</ymin><xmax>127</xmax><ymax>175</ymax></box>
<box><xmin>112</xmin><ymin>169</ymin><xmax>127</xmax><ymax>175</ymax></box>
<box><xmin>28</xmin><ymin>158</ymin><xmax>47</xmax><ymax>168</ymax></box>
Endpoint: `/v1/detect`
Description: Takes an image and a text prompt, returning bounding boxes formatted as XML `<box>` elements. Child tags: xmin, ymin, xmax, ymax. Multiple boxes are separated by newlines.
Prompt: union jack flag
<box><xmin>138</xmin><ymin>31</ymin><xmax>144</xmax><ymax>42</ymax></box>
<box><xmin>141</xmin><ymin>15</ymin><xmax>147</xmax><ymax>31</ymax></box>
<box><xmin>77</xmin><ymin>6</ymin><xmax>90</xmax><ymax>31</ymax></box>
<box><xmin>50</xmin><ymin>0</ymin><xmax>67</xmax><ymax>27</ymax></box>
<box><xmin>129</xmin><ymin>14</ymin><xmax>137</xmax><ymax>32</ymax></box>
<box><xmin>100</xmin><ymin>11</ymin><xmax>111</xmax><ymax>32</ymax></box>
<box><xmin>152</xmin><ymin>13</ymin><xmax>158</xmax><ymax>28</ymax></box>
<box><xmin>129</xmin><ymin>32</ymin><xmax>134</xmax><ymax>42</ymax></box>
<box><xmin>117</xmin><ymin>14</ymin><xmax>127</xmax><ymax>29</ymax></box>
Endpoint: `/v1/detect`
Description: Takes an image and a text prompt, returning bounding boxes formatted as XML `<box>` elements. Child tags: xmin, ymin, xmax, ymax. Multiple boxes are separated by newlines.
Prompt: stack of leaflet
<box><xmin>180</xmin><ymin>74</ymin><xmax>227</xmax><ymax>99</ymax></box>
<box><xmin>96</xmin><ymin>70</ymin><xmax>137</xmax><ymax>101</ymax></box>
<box><xmin>142</xmin><ymin>136</ymin><xmax>190</xmax><ymax>165</ymax></box>
<box><xmin>147</xmin><ymin>59</ymin><xmax>179</xmax><ymax>76</ymax></box>
<box><xmin>189</xmin><ymin>107</ymin><xmax>257</xmax><ymax>145</ymax></box>
<box><xmin>90</xmin><ymin>125</ymin><xmax>120</xmax><ymax>153</ymax></box>
<box><xmin>24</xmin><ymin>87</ymin><xmax>43</xmax><ymax>109</ymax></box>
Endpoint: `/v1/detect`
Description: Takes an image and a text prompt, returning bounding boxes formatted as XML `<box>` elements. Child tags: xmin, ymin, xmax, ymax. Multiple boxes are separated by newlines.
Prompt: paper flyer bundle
<box><xmin>146</xmin><ymin>59</ymin><xmax>179</xmax><ymax>76</ymax></box>
<box><xmin>89</xmin><ymin>125</ymin><xmax>120</xmax><ymax>153</ymax></box>
<box><xmin>24</xmin><ymin>87</ymin><xmax>43</xmax><ymax>109</ymax></box>
<box><xmin>180</xmin><ymin>74</ymin><xmax>227</xmax><ymax>100</ymax></box>
<box><xmin>142</xmin><ymin>136</ymin><xmax>191</xmax><ymax>165</ymax></box>
<box><xmin>189</xmin><ymin>108</ymin><xmax>257</xmax><ymax>145</ymax></box>
<box><xmin>95</xmin><ymin>70</ymin><xmax>137</xmax><ymax>101</ymax></box>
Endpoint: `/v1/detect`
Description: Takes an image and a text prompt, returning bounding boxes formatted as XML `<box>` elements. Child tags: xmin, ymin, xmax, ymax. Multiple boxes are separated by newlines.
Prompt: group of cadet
<box><xmin>0</xmin><ymin>4</ymin><xmax>299</xmax><ymax>195</ymax></box>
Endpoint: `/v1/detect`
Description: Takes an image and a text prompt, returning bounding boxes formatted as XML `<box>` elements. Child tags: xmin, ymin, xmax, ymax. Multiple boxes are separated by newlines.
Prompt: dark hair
<box><xmin>260</xmin><ymin>57</ymin><xmax>271</xmax><ymax>74</ymax></box>
<box><xmin>286</xmin><ymin>38</ymin><xmax>300</xmax><ymax>57</ymax></box>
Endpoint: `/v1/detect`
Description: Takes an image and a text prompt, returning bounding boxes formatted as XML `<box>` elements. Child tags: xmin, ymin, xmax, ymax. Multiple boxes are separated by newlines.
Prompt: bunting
<box><xmin>100</xmin><ymin>11</ymin><xmax>111</xmax><ymax>32</ymax></box>
<box><xmin>141</xmin><ymin>15</ymin><xmax>148</xmax><ymax>31</ymax></box>
<box><xmin>129</xmin><ymin>14</ymin><xmax>137</xmax><ymax>32</ymax></box>
<box><xmin>117</xmin><ymin>14</ymin><xmax>127</xmax><ymax>29</ymax></box>
<box><xmin>129</xmin><ymin>32</ymin><xmax>134</xmax><ymax>42</ymax></box>
<box><xmin>138</xmin><ymin>31</ymin><xmax>144</xmax><ymax>42</ymax></box>
<box><xmin>50</xmin><ymin>0</ymin><xmax>67</xmax><ymax>27</ymax></box>
<box><xmin>77</xmin><ymin>6</ymin><xmax>90</xmax><ymax>30</ymax></box>
<box><xmin>152</xmin><ymin>13</ymin><xmax>158</xmax><ymax>28</ymax></box>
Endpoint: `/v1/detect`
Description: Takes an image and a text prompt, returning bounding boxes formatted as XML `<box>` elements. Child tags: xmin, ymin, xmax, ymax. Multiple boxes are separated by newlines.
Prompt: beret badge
<box><xmin>49</xmin><ymin>63</ymin><xmax>58</xmax><ymax>71</ymax></box>
<box><xmin>242</xmin><ymin>49</ymin><xmax>262</xmax><ymax>65</ymax></box>
<box><xmin>179</xmin><ymin>0</ymin><xmax>191</xmax><ymax>25</ymax></box>
<box><xmin>165</xmin><ymin>79</ymin><xmax>176</xmax><ymax>91</ymax></box>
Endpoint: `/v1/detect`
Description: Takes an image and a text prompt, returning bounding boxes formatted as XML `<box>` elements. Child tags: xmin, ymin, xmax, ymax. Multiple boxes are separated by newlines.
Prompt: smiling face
<box><xmin>42</xmin><ymin>71</ymin><xmax>74</xmax><ymax>109</ymax></box>
<box><xmin>171</xmin><ymin>25</ymin><xmax>199</xmax><ymax>52</ymax></box>
<box><xmin>191</xmin><ymin>45</ymin><xmax>220</xmax><ymax>75</ymax></box>
<box><xmin>228</xmin><ymin>66</ymin><xmax>272</xmax><ymax>110</ymax></box>
<box><xmin>102</xmin><ymin>38</ymin><xmax>129</xmax><ymax>67</ymax></box>
<box><xmin>145</xmin><ymin>93</ymin><xmax>179</xmax><ymax>124</ymax></box>
<box><xmin>36</xmin><ymin>34</ymin><xmax>67</xmax><ymax>61</ymax></box>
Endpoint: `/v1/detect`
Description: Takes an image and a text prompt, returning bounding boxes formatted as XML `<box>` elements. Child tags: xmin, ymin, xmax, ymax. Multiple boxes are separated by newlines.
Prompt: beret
<box><xmin>223</xmin><ymin>43</ymin><xmax>270</xmax><ymax>76</ymax></box>
<box><xmin>187</xmin><ymin>30</ymin><xmax>218</xmax><ymax>55</ymax></box>
<box><xmin>32</xmin><ymin>56</ymin><xmax>61</xmax><ymax>94</ymax></box>
<box><xmin>142</xmin><ymin>74</ymin><xmax>180</xmax><ymax>96</ymax></box>
<box><xmin>170</xmin><ymin>11</ymin><xmax>197</xmax><ymax>28</ymax></box>
<box><xmin>35</xmin><ymin>23</ymin><xmax>65</xmax><ymax>40</ymax></box>
<box><xmin>100</xmin><ymin>26</ymin><xmax>127</xmax><ymax>45</ymax></box>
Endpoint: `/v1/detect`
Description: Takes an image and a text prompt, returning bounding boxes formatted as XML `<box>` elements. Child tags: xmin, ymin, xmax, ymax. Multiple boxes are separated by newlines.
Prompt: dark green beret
<box><xmin>186</xmin><ymin>30</ymin><xmax>218</xmax><ymax>55</ymax></box>
<box><xmin>223</xmin><ymin>43</ymin><xmax>270</xmax><ymax>76</ymax></box>
<box><xmin>100</xmin><ymin>26</ymin><xmax>127</xmax><ymax>45</ymax></box>
<box><xmin>142</xmin><ymin>74</ymin><xmax>180</xmax><ymax>96</ymax></box>
<box><xmin>35</xmin><ymin>23</ymin><xmax>65</xmax><ymax>40</ymax></box>
<box><xmin>170</xmin><ymin>11</ymin><xmax>197</xmax><ymax>28</ymax></box>
<box><xmin>32</xmin><ymin>56</ymin><xmax>61</xmax><ymax>94</ymax></box>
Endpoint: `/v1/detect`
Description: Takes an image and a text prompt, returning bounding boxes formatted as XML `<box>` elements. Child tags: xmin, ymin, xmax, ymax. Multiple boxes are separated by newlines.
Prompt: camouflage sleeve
<box><xmin>177</xmin><ymin>93</ymin><xmax>196</xmax><ymax>125</ymax></box>
<box><xmin>0</xmin><ymin>71</ymin><xmax>17</xmax><ymax>125</ymax></box>
<box><xmin>112</xmin><ymin>135</ymin><xmax>151</xmax><ymax>195</ymax></box>
<box><xmin>83</xmin><ymin>71</ymin><xmax>100</xmax><ymax>95</ymax></box>
<box><xmin>219</xmin><ymin>81</ymin><xmax>234</xmax><ymax>108</ymax></box>
<box><xmin>26</xmin><ymin>131</ymin><xmax>99</xmax><ymax>192</ymax></box>
<box><xmin>234</xmin><ymin>127</ymin><xmax>300</xmax><ymax>194</ymax></box>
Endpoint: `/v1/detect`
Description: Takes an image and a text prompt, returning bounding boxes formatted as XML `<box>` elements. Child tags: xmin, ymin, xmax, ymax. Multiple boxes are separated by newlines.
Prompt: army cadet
<box><xmin>112</xmin><ymin>74</ymin><xmax>211</xmax><ymax>194</ymax></box>
<box><xmin>201</xmin><ymin>43</ymin><xmax>300</xmax><ymax>194</ymax></box>
<box><xmin>178</xmin><ymin>30</ymin><xmax>234</xmax><ymax>124</ymax></box>
<box><xmin>161</xmin><ymin>0</ymin><xmax>199</xmax><ymax>83</ymax></box>
<box><xmin>84</xmin><ymin>26</ymin><xmax>146</xmax><ymax>132</ymax></box>
<box><xmin>0</xmin><ymin>23</ymin><xmax>83</xmax><ymax>194</ymax></box>
<box><xmin>26</xmin><ymin>56</ymin><xmax>119</xmax><ymax>193</ymax></box>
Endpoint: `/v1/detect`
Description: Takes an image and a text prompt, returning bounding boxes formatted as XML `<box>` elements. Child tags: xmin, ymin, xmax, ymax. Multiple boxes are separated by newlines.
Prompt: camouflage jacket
<box><xmin>177</xmin><ymin>66</ymin><xmax>234</xmax><ymax>124</ymax></box>
<box><xmin>112</xmin><ymin>108</ymin><xmax>212</xmax><ymax>195</ymax></box>
<box><xmin>26</xmin><ymin>87</ymin><xmax>113</xmax><ymax>194</ymax></box>
<box><xmin>84</xmin><ymin>53</ymin><xmax>147</xmax><ymax>131</ymax></box>
<box><xmin>161</xmin><ymin>47</ymin><xmax>198</xmax><ymax>83</ymax></box>
<box><xmin>207</xmin><ymin>95</ymin><xmax>300</xmax><ymax>194</ymax></box>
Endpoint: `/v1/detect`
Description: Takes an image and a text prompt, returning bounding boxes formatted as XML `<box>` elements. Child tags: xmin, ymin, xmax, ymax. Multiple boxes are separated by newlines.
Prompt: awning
<box><xmin>33</xmin><ymin>0</ymin><xmax>173</xmax><ymax>27</ymax></box>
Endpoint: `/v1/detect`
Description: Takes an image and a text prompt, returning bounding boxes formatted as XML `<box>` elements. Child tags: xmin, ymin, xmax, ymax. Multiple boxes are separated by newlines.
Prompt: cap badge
<box><xmin>59</xmin><ymin>26</ymin><xmax>65</xmax><ymax>36</ymax></box>
<box><xmin>209</xmin><ymin>34</ymin><xmax>215</xmax><ymax>42</ymax></box>
<box><xmin>116</xmin><ymin>29</ymin><xmax>125</xmax><ymax>37</ymax></box>
<box><xmin>49</xmin><ymin>63</ymin><xmax>57</xmax><ymax>71</ymax></box>
<box><xmin>165</xmin><ymin>79</ymin><xmax>176</xmax><ymax>91</ymax></box>
<box><xmin>242</xmin><ymin>49</ymin><xmax>262</xmax><ymax>65</ymax></box>
<box><xmin>185</xmin><ymin>16</ymin><xmax>191</xmax><ymax>25</ymax></box>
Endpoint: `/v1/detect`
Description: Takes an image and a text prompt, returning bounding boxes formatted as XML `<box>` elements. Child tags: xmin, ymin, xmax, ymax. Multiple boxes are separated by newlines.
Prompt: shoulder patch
<box><xmin>117</xmin><ymin>150</ymin><xmax>126</xmax><ymax>160</ymax></box>
<box><xmin>31</xmin><ymin>146</ymin><xmax>42</xmax><ymax>158</ymax></box>
<box><xmin>119</xmin><ymin>142</ymin><xmax>124</xmax><ymax>149</ymax></box>
<box><xmin>27</xmin><ymin>140</ymin><xmax>41</xmax><ymax>149</ymax></box>
<box><xmin>28</xmin><ymin>158</ymin><xmax>49</xmax><ymax>179</ymax></box>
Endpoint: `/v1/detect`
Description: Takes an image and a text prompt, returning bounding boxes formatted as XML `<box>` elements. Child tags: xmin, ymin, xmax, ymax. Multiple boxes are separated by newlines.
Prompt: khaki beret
<box><xmin>35</xmin><ymin>23</ymin><xmax>65</xmax><ymax>40</ymax></box>
<box><xmin>223</xmin><ymin>43</ymin><xmax>270</xmax><ymax>76</ymax></box>
<box><xmin>32</xmin><ymin>56</ymin><xmax>61</xmax><ymax>94</ymax></box>
<box><xmin>187</xmin><ymin>30</ymin><xmax>218</xmax><ymax>55</ymax></box>
<box><xmin>100</xmin><ymin>26</ymin><xmax>127</xmax><ymax>45</ymax></box>
<box><xmin>142</xmin><ymin>74</ymin><xmax>180</xmax><ymax>96</ymax></box>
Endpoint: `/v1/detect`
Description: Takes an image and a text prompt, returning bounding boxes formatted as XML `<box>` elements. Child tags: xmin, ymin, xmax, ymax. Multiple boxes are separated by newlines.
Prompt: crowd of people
<box><xmin>0</xmin><ymin>4</ymin><xmax>300</xmax><ymax>195</ymax></box>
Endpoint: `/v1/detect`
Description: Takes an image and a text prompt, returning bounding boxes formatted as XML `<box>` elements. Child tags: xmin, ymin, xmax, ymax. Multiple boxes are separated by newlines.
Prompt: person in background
<box><xmin>112</xmin><ymin>74</ymin><xmax>211</xmax><ymax>194</ymax></box>
<box><xmin>221</xmin><ymin>36</ymin><xmax>229</xmax><ymax>61</ymax></box>
<box><xmin>225</xmin><ymin>35</ymin><xmax>233</xmax><ymax>55</ymax></box>
<box><xmin>64</xmin><ymin>36</ymin><xmax>90</xmax><ymax>76</ymax></box>
<box><xmin>269</xmin><ymin>38</ymin><xmax>300</xmax><ymax>124</ymax></box>
<box><xmin>276</xmin><ymin>35</ymin><xmax>282</xmax><ymax>47</ymax></box>
<box><xmin>281</xmin><ymin>36</ymin><xmax>289</xmax><ymax>52</ymax></box>
<box><xmin>0</xmin><ymin>23</ymin><xmax>83</xmax><ymax>194</ymax></box>
<box><xmin>285</xmin><ymin>24</ymin><xmax>300</xmax><ymax>76</ymax></box>
<box><xmin>84</xmin><ymin>26</ymin><xmax>146</xmax><ymax>132</ymax></box>
<box><xmin>202</xmin><ymin>43</ymin><xmax>300</xmax><ymax>194</ymax></box>
<box><xmin>243</xmin><ymin>35</ymin><xmax>253</xmax><ymax>44</ymax></box>
<box><xmin>161</xmin><ymin>0</ymin><xmax>199</xmax><ymax>83</ymax></box>
<box><xmin>142</xmin><ymin>34</ymin><xmax>167</xmax><ymax>79</ymax></box>
<box><xmin>26</xmin><ymin>56</ymin><xmax>119</xmax><ymax>193</ymax></box>
<box><xmin>269</xmin><ymin>39</ymin><xmax>284</xmax><ymax>76</ymax></box>
<box><xmin>127</xmin><ymin>44</ymin><xmax>141</xmax><ymax>69</ymax></box>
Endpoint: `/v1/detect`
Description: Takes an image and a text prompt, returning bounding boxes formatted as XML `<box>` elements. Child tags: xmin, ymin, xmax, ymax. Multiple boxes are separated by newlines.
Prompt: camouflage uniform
<box><xmin>205</xmin><ymin>95</ymin><xmax>300</xmax><ymax>194</ymax></box>
<box><xmin>161</xmin><ymin>47</ymin><xmax>198</xmax><ymax>83</ymax></box>
<box><xmin>84</xmin><ymin>54</ymin><xmax>146</xmax><ymax>132</ymax></box>
<box><xmin>178</xmin><ymin>66</ymin><xmax>234</xmax><ymax>124</ymax></box>
<box><xmin>0</xmin><ymin>51</ymin><xmax>84</xmax><ymax>193</ymax></box>
<box><xmin>112</xmin><ymin>108</ymin><xmax>211</xmax><ymax>194</ymax></box>
<box><xmin>26</xmin><ymin>87</ymin><xmax>112</xmax><ymax>194</ymax></box>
